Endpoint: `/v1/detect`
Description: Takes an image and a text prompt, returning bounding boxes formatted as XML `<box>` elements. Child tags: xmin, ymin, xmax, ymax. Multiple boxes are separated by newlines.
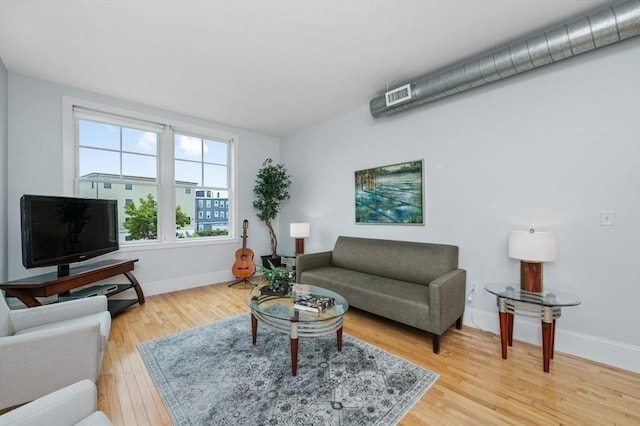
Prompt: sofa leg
<box><xmin>456</xmin><ymin>315</ymin><xmax>463</xmax><ymax>329</ymax></box>
<box><xmin>432</xmin><ymin>334</ymin><xmax>440</xmax><ymax>354</ymax></box>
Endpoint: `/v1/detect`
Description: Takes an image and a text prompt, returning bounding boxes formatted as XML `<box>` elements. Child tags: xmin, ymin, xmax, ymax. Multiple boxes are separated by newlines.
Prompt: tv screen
<box><xmin>21</xmin><ymin>194</ymin><xmax>119</xmax><ymax>274</ymax></box>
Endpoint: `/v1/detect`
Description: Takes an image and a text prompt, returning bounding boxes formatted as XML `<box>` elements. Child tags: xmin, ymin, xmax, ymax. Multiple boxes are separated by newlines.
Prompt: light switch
<box><xmin>600</xmin><ymin>210</ymin><xmax>614</xmax><ymax>226</ymax></box>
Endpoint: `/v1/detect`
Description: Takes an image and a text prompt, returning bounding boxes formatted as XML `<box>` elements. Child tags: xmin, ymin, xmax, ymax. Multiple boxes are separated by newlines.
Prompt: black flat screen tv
<box><xmin>20</xmin><ymin>194</ymin><xmax>119</xmax><ymax>276</ymax></box>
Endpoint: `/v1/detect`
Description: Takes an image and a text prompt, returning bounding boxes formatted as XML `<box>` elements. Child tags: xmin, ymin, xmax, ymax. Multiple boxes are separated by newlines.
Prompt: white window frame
<box><xmin>62</xmin><ymin>97</ymin><xmax>239</xmax><ymax>250</ymax></box>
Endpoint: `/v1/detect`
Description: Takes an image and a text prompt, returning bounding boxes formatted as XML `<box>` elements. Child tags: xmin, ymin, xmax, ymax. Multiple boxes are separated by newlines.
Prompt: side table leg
<box><xmin>251</xmin><ymin>314</ymin><xmax>257</xmax><ymax>345</ymax></box>
<box><xmin>542</xmin><ymin>321</ymin><xmax>553</xmax><ymax>372</ymax></box>
<box><xmin>336</xmin><ymin>326</ymin><xmax>343</xmax><ymax>351</ymax></box>
<box><xmin>551</xmin><ymin>319</ymin><xmax>556</xmax><ymax>359</ymax></box>
<box><xmin>507</xmin><ymin>312</ymin><xmax>514</xmax><ymax>346</ymax></box>
<box><xmin>499</xmin><ymin>311</ymin><xmax>509</xmax><ymax>359</ymax></box>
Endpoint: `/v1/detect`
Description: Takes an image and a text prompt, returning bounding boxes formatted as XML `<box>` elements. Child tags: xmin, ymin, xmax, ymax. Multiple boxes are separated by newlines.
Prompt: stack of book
<box><xmin>293</xmin><ymin>294</ymin><xmax>335</xmax><ymax>313</ymax></box>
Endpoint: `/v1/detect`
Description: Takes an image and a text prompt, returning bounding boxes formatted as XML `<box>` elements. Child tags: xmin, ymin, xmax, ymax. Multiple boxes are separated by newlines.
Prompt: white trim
<box><xmin>62</xmin><ymin>97</ymin><xmax>76</xmax><ymax>195</ymax></box>
<box><xmin>135</xmin><ymin>270</ymin><xmax>236</xmax><ymax>297</ymax></box>
<box><xmin>61</xmin><ymin>96</ymin><xmax>240</xmax><ymax>246</ymax></box>
<box><xmin>463</xmin><ymin>307</ymin><xmax>640</xmax><ymax>373</ymax></box>
<box><xmin>73</xmin><ymin>106</ymin><xmax>166</xmax><ymax>132</ymax></box>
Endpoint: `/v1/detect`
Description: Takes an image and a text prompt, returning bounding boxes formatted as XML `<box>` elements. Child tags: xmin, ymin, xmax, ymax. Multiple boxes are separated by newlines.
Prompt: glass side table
<box><xmin>485</xmin><ymin>283</ymin><xmax>581</xmax><ymax>372</ymax></box>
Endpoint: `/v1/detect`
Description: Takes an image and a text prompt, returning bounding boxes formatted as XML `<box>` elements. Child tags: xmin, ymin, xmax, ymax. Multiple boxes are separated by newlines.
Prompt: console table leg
<box><xmin>499</xmin><ymin>311</ymin><xmax>509</xmax><ymax>359</ymax></box>
<box><xmin>6</xmin><ymin>289</ymin><xmax>41</xmax><ymax>307</ymax></box>
<box><xmin>124</xmin><ymin>271</ymin><xmax>145</xmax><ymax>305</ymax></box>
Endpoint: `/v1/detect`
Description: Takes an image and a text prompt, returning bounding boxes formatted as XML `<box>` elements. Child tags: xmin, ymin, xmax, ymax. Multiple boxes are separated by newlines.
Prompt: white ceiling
<box><xmin>0</xmin><ymin>0</ymin><xmax>614</xmax><ymax>137</ymax></box>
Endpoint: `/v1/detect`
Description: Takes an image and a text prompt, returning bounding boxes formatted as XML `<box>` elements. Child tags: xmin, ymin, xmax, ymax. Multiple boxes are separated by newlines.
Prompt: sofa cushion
<box><xmin>300</xmin><ymin>266</ymin><xmax>431</xmax><ymax>330</ymax></box>
<box><xmin>331</xmin><ymin>236</ymin><xmax>458</xmax><ymax>285</ymax></box>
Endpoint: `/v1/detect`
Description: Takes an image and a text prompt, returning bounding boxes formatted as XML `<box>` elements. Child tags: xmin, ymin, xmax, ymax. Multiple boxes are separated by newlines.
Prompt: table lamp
<box><xmin>508</xmin><ymin>229</ymin><xmax>557</xmax><ymax>293</ymax></box>
<box><xmin>290</xmin><ymin>223</ymin><xmax>310</xmax><ymax>255</ymax></box>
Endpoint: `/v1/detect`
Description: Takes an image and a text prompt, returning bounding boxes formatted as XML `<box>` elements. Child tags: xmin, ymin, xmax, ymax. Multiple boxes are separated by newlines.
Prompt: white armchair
<box><xmin>0</xmin><ymin>379</ymin><xmax>112</xmax><ymax>426</ymax></box>
<box><xmin>0</xmin><ymin>294</ymin><xmax>111</xmax><ymax>410</ymax></box>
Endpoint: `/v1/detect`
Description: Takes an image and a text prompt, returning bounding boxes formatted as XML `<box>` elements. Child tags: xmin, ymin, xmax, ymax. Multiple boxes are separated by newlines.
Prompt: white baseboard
<box><xmin>463</xmin><ymin>307</ymin><xmax>640</xmax><ymax>374</ymax></box>
<box><xmin>141</xmin><ymin>271</ymin><xmax>237</xmax><ymax>297</ymax></box>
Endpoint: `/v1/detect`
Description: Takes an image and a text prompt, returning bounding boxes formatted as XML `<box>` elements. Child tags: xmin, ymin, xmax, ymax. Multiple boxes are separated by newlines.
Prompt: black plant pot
<box><xmin>261</xmin><ymin>255</ymin><xmax>282</xmax><ymax>268</ymax></box>
<box><xmin>259</xmin><ymin>288</ymin><xmax>289</xmax><ymax>297</ymax></box>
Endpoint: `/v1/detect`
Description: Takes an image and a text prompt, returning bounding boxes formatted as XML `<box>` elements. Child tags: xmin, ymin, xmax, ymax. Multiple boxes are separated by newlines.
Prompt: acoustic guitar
<box><xmin>232</xmin><ymin>219</ymin><xmax>256</xmax><ymax>279</ymax></box>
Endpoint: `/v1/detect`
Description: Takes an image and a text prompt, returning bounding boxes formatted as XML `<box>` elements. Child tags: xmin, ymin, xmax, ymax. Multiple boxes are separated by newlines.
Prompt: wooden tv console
<box><xmin>0</xmin><ymin>258</ymin><xmax>145</xmax><ymax>316</ymax></box>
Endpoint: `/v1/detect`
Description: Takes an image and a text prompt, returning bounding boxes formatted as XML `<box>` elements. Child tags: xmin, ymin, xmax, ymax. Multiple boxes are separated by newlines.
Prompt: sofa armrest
<box><xmin>429</xmin><ymin>269</ymin><xmax>467</xmax><ymax>335</ymax></box>
<box><xmin>10</xmin><ymin>296</ymin><xmax>108</xmax><ymax>332</ymax></box>
<box><xmin>0</xmin><ymin>324</ymin><xmax>102</xmax><ymax>410</ymax></box>
<box><xmin>295</xmin><ymin>251</ymin><xmax>332</xmax><ymax>283</ymax></box>
<box><xmin>0</xmin><ymin>380</ymin><xmax>101</xmax><ymax>426</ymax></box>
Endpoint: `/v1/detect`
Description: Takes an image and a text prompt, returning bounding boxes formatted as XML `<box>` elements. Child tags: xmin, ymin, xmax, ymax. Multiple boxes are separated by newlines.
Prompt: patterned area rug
<box><xmin>137</xmin><ymin>313</ymin><xmax>438</xmax><ymax>425</ymax></box>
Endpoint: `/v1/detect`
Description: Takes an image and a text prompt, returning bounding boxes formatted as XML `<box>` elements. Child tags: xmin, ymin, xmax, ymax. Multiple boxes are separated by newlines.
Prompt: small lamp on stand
<box><xmin>508</xmin><ymin>229</ymin><xmax>557</xmax><ymax>293</ymax></box>
<box><xmin>290</xmin><ymin>223</ymin><xmax>310</xmax><ymax>255</ymax></box>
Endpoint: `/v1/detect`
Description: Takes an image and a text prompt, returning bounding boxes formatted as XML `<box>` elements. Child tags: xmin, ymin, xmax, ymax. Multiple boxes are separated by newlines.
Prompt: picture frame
<box><xmin>355</xmin><ymin>159</ymin><xmax>424</xmax><ymax>225</ymax></box>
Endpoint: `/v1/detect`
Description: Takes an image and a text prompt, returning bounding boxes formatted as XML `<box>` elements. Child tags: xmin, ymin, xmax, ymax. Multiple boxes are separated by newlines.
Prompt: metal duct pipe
<box><xmin>370</xmin><ymin>0</ymin><xmax>640</xmax><ymax>118</ymax></box>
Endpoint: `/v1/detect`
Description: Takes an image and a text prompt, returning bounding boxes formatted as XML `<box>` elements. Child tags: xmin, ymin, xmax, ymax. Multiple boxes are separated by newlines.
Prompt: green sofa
<box><xmin>296</xmin><ymin>236</ymin><xmax>466</xmax><ymax>353</ymax></box>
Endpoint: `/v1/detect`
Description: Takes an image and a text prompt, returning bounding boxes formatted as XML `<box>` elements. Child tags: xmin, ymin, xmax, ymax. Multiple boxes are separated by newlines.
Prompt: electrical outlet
<box><xmin>467</xmin><ymin>283</ymin><xmax>477</xmax><ymax>303</ymax></box>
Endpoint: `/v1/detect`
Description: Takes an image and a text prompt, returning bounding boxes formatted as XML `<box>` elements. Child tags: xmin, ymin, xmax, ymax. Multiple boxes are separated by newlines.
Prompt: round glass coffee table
<box><xmin>246</xmin><ymin>283</ymin><xmax>349</xmax><ymax>376</ymax></box>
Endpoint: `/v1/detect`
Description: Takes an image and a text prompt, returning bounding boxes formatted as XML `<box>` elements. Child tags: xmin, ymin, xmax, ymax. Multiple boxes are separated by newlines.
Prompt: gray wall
<box><xmin>6</xmin><ymin>73</ymin><xmax>280</xmax><ymax>294</ymax></box>
<box><xmin>280</xmin><ymin>38</ymin><xmax>640</xmax><ymax>372</ymax></box>
<box><xmin>0</xmin><ymin>57</ymin><xmax>7</xmax><ymax>283</ymax></box>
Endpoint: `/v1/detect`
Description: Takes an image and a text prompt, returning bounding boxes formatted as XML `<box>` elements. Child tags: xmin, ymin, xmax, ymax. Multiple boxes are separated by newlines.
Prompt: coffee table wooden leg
<box><xmin>251</xmin><ymin>314</ymin><xmax>257</xmax><ymax>345</ymax></box>
<box><xmin>290</xmin><ymin>337</ymin><xmax>299</xmax><ymax>376</ymax></box>
<box><xmin>499</xmin><ymin>311</ymin><xmax>509</xmax><ymax>359</ymax></box>
<box><xmin>290</xmin><ymin>320</ymin><xmax>299</xmax><ymax>376</ymax></box>
<box><xmin>336</xmin><ymin>326</ymin><xmax>343</xmax><ymax>351</ymax></box>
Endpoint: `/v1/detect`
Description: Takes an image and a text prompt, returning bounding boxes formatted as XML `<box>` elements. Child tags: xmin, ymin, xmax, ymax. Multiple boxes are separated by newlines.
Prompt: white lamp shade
<box><xmin>290</xmin><ymin>223</ymin><xmax>310</xmax><ymax>238</ymax></box>
<box><xmin>508</xmin><ymin>230</ymin><xmax>557</xmax><ymax>262</ymax></box>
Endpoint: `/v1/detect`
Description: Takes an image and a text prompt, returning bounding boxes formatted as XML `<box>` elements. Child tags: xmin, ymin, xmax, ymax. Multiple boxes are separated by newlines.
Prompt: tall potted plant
<box><xmin>252</xmin><ymin>158</ymin><xmax>291</xmax><ymax>266</ymax></box>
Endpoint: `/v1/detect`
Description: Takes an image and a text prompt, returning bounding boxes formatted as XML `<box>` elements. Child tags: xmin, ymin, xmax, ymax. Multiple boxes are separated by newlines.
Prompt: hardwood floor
<box><xmin>98</xmin><ymin>282</ymin><xmax>640</xmax><ymax>425</ymax></box>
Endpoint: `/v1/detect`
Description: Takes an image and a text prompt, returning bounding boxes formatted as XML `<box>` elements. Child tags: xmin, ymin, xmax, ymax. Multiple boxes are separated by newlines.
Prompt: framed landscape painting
<box><xmin>355</xmin><ymin>160</ymin><xmax>424</xmax><ymax>224</ymax></box>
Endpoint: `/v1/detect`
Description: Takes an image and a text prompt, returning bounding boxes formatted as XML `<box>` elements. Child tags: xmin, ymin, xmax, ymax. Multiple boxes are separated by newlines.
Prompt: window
<box><xmin>76</xmin><ymin>113</ymin><xmax>159</xmax><ymax>243</ymax></box>
<box><xmin>174</xmin><ymin>132</ymin><xmax>230</xmax><ymax>239</ymax></box>
<box><xmin>69</xmin><ymin>100</ymin><xmax>236</xmax><ymax>246</ymax></box>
